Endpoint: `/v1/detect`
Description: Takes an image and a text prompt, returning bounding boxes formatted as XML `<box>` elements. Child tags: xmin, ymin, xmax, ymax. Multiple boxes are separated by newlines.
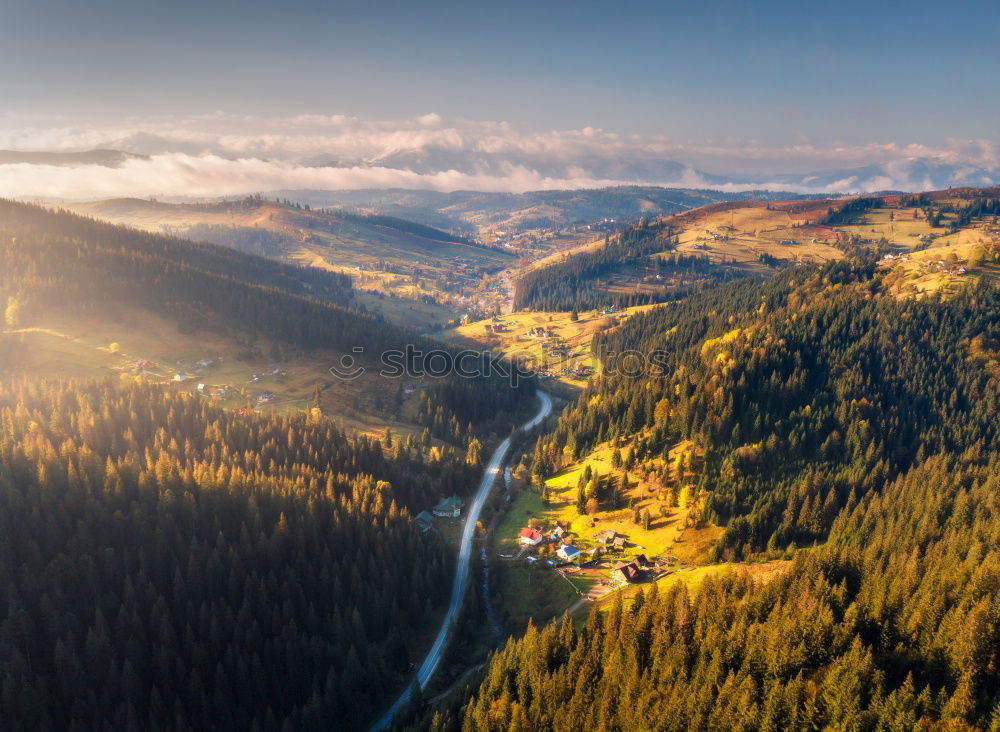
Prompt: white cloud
<box><xmin>0</xmin><ymin>154</ymin><xmax>629</xmax><ymax>200</ymax></box>
<box><xmin>0</xmin><ymin>112</ymin><xmax>996</xmax><ymax>197</ymax></box>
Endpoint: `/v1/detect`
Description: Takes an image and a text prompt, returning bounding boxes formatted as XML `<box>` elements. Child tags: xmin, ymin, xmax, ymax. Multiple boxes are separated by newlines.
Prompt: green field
<box><xmin>444</xmin><ymin>305</ymin><xmax>657</xmax><ymax>395</ymax></box>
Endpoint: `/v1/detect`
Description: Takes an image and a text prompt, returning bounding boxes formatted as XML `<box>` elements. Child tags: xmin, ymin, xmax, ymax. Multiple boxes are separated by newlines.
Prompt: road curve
<box><xmin>370</xmin><ymin>391</ymin><xmax>553</xmax><ymax>730</ymax></box>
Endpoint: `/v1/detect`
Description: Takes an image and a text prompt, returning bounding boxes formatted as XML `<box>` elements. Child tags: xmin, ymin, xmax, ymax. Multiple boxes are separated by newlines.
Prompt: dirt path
<box><xmin>566</xmin><ymin>581</ymin><xmax>616</xmax><ymax>615</ymax></box>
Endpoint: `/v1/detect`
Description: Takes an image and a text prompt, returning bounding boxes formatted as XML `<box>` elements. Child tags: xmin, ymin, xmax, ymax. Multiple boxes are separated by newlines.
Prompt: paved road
<box><xmin>370</xmin><ymin>391</ymin><xmax>553</xmax><ymax>730</ymax></box>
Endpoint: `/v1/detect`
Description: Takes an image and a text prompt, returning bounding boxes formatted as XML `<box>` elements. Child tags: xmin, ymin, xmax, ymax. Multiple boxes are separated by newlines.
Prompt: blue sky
<box><xmin>3</xmin><ymin>0</ymin><xmax>999</xmax><ymax>144</ymax></box>
<box><xmin>0</xmin><ymin>0</ymin><xmax>998</xmax><ymax>198</ymax></box>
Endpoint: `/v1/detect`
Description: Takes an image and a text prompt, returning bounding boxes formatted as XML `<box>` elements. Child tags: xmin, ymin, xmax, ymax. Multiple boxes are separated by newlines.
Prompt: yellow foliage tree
<box><xmin>4</xmin><ymin>297</ymin><xmax>21</xmax><ymax>328</ymax></box>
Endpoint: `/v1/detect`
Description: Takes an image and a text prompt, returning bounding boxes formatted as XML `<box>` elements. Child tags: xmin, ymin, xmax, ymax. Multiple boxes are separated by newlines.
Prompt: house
<box><xmin>556</xmin><ymin>544</ymin><xmax>581</xmax><ymax>562</ymax></box>
<box><xmin>256</xmin><ymin>391</ymin><xmax>276</xmax><ymax>405</ymax></box>
<box><xmin>612</xmin><ymin>535</ymin><xmax>628</xmax><ymax>551</ymax></box>
<box><xmin>612</xmin><ymin>559</ymin><xmax>646</xmax><ymax>586</ymax></box>
<box><xmin>519</xmin><ymin>528</ymin><xmax>543</xmax><ymax>546</ymax></box>
<box><xmin>415</xmin><ymin>510</ymin><xmax>433</xmax><ymax>533</ymax></box>
<box><xmin>433</xmin><ymin>495</ymin><xmax>465</xmax><ymax>518</ymax></box>
<box><xmin>595</xmin><ymin>529</ymin><xmax>618</xmax><ymax>545</ymax></box>
<box><xmin>549</xmin><ymin>525</ymin><xmax>566</xmax><ymax>540</ymax></box>
<box><xmin>173</xmin><ymin>372</ymin><xmax>189</xmax><ymax>382</ymax></box>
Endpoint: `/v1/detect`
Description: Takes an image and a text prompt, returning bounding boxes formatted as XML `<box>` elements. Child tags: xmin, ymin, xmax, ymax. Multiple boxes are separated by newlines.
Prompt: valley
<box><xmin>6</xmin><ymin>5</ymin><xmax>1000</xmax><ymax>731</ymax></box>
<box><xmin>64</xmin><ymin>197</ymin><xmax>515</xmax><ymax>329</ymax></box>
<box><xmin>2</xmin><ymin>185</ymin><xmax>999</xmax><ymax>731</ymax></box>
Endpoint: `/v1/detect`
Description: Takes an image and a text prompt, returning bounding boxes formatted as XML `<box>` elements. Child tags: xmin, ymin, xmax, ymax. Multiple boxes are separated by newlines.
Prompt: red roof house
<box><xmin>519</xmin><ymin>528</ymin><xmax>543</xmax><ymax>546</ymax></box>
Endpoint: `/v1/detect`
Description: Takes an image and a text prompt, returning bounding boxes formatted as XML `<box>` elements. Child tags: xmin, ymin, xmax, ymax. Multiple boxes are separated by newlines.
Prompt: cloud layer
<box><xmin>0</xmin><ymin>113</ymin><xmax>996</xmax><ymax>199</ymax></box>
<box><xmin>0</xmin><ymin>154</ymin><xmax>629</xmax><ymax>199</ymax></box>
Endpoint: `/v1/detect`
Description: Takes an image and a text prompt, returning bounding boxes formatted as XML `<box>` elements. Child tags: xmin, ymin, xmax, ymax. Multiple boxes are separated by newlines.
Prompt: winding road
<box><xmin>370</xmin><ymin>390</ymin><xmax>553</xmax><ymax>730</ymax></box>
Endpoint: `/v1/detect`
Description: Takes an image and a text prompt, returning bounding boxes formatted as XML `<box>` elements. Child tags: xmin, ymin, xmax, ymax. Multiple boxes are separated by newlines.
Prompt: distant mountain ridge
<box><xmin>3</xmin><ymin>147</ymin><xmax>996</xmax><ymax>197</ymax></box>
<box><xmin>259</xmin><ymin>186</ymin><xmax>824</xmax><ymax>234</ymax></box>
<box><xmin>305</xmin><ymin>147</ymin><xmax>998</xmax><ymax>193</ymax></box>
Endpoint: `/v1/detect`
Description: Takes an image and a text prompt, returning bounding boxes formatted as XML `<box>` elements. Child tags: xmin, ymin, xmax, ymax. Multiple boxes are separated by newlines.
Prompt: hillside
<box><xmin>442</xmin><ymin>305</ymin><xmax>659</xmax><ymax>398</ymax></box>
<box><xmin>417</xmin><ymin>252</ymin><xmax>1000</xmax><ymax>731</ymax></box>
<box><xmin>513</xmin><ymin>187</ymin><xmax>1000</xmax><ymax>310</ymax></box>
<box><xmin>262</xmin><ymin>186</ymin><xmax>819</xmax><ymax>242</ymax></box>
<box><xmin>0</xmin><ymin>197</ymin><xmax>546</xmax><ymax>731</ymax></box>
<box><xmin>0</xmin><ymin>378</ymin><xmax>474</xmax><ymax>730</ymax></box>
<box><xmin>0</xmin><ymin>200</ymin><xmax>533</xmax><ymax>441</ymax></box>
<box><xmin>456</xmin><ymin>454</ymin><xmax>1000</xmax><ymax>731</ymax></box>
<box><xmin>64</xmin><ymin>197</ymin><xmax>514</xmax><ymax>328</ymax></box>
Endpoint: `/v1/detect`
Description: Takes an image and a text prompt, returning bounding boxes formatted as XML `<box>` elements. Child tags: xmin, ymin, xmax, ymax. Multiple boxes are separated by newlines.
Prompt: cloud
<box><xmin>0</xmin><ymin>154</ymin><xmax>629</xmax><ymax>200</ymax></box>
<box><xmin>0</xmin><ymin>112</ymin><xmax>997</xmax><ymax>197</ymax></box>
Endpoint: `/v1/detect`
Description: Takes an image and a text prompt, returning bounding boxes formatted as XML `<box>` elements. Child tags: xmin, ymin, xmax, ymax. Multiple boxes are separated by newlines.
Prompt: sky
<box><xmin>1</xmin><ymin>0</ymin><xmax>999</xmax><ymax>197</ymax></box>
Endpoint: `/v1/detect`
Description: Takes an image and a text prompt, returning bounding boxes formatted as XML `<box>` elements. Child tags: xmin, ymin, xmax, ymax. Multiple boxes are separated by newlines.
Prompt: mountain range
<box><xmin>1</xmin><ymin>146</ymin><xmax>996</xmax><ymax>194</ymax></box>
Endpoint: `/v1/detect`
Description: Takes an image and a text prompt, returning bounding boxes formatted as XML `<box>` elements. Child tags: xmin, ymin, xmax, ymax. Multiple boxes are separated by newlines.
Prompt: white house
<box><xmin>556</xmin><ymin>544</ymin><xmax>581</xmax><ymax>562</ymax></box>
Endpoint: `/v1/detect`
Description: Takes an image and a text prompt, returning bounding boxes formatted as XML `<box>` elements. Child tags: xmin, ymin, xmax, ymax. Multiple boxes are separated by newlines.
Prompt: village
<box><xmin>128</xmin><ymin>354</ymin><xmax>294</xmax><ymax>409</ymax></box>
<box><xmin>407</xmin><ymin>454</ymin><xmax>686</xmax><ymax>629</ymax></box>
<box><xmin>511</xmin><ymin>520</ymin><xmax>672</xmax><ymax>589</ymax></box>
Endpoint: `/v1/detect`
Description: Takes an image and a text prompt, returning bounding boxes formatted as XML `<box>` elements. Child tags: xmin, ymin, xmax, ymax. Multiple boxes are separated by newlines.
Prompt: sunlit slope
<box><xmin>515</xmin><ymin>187</ymin><xmax>1000</xmax><ymax>309</ymax></box>
<box><xmin>64</xmin><ymin>197</ymin><xmax>513</xmax><ymax>327</ymax></box>
<box><xmin>0</xmin><ymin>200</ymin><xmax>529</xmax><ymax>440</ymax></box>
<box><xmin>65</xmin><ymin>196</ymin><xmax>509</xmax><ymax>273</ymax></box>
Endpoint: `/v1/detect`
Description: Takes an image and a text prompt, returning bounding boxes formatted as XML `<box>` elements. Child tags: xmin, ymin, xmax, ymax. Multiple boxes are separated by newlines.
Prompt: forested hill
<box><xmin>450</xmin><ymin>454</ymin><xmax>1000</xmax><ymax>730</ymax></box>
<box><xmin>62</xmin><ymin>196</ymin><xmax>510</xmax><ymax>272</ymax></box>
<box><xmin>426</xmin><ymin>259</ymin><xmax>1000</xmax><ymax>731</ymax></box>
<box><xmin>1</xmin><ymin>199</ymin><xmax>354</xmax><ymax>305</ymax></box>
<box><xmin>536</xmin><ymin>259</ymin><xmax>999</xmax><ymax>558</ymax></box>
<box><xmin>513</xmin><ymin>187</ymin><xmax>1000</xmax><ymax>312</ymax></box>
<box><xmin>0</xmin><ymin>203</ymin><xmax>535</xmax><ymax>729</ymax></box>
<box><xmin>0</xmin><ymin>199</ymin><xmax>533</xmax><ymax>430</ymax></box>
<box><xmin>339</xmin><ymin>211</ymin><xmax>476</xmax><ymax>246</ymax></box>
<box><xmin>0</xmin><ymin>379</ymin><xmax>475</xmax><ymax>729</ymax></box>
<box><xmin>513</xmin><ymin>217</ymin><xmax>736</xmax><ymax>310</ymax></box>
<box><xmin>263</xmin><ymin>186</ymin><xmax>817</xmax><ymax>234</ymax></box>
